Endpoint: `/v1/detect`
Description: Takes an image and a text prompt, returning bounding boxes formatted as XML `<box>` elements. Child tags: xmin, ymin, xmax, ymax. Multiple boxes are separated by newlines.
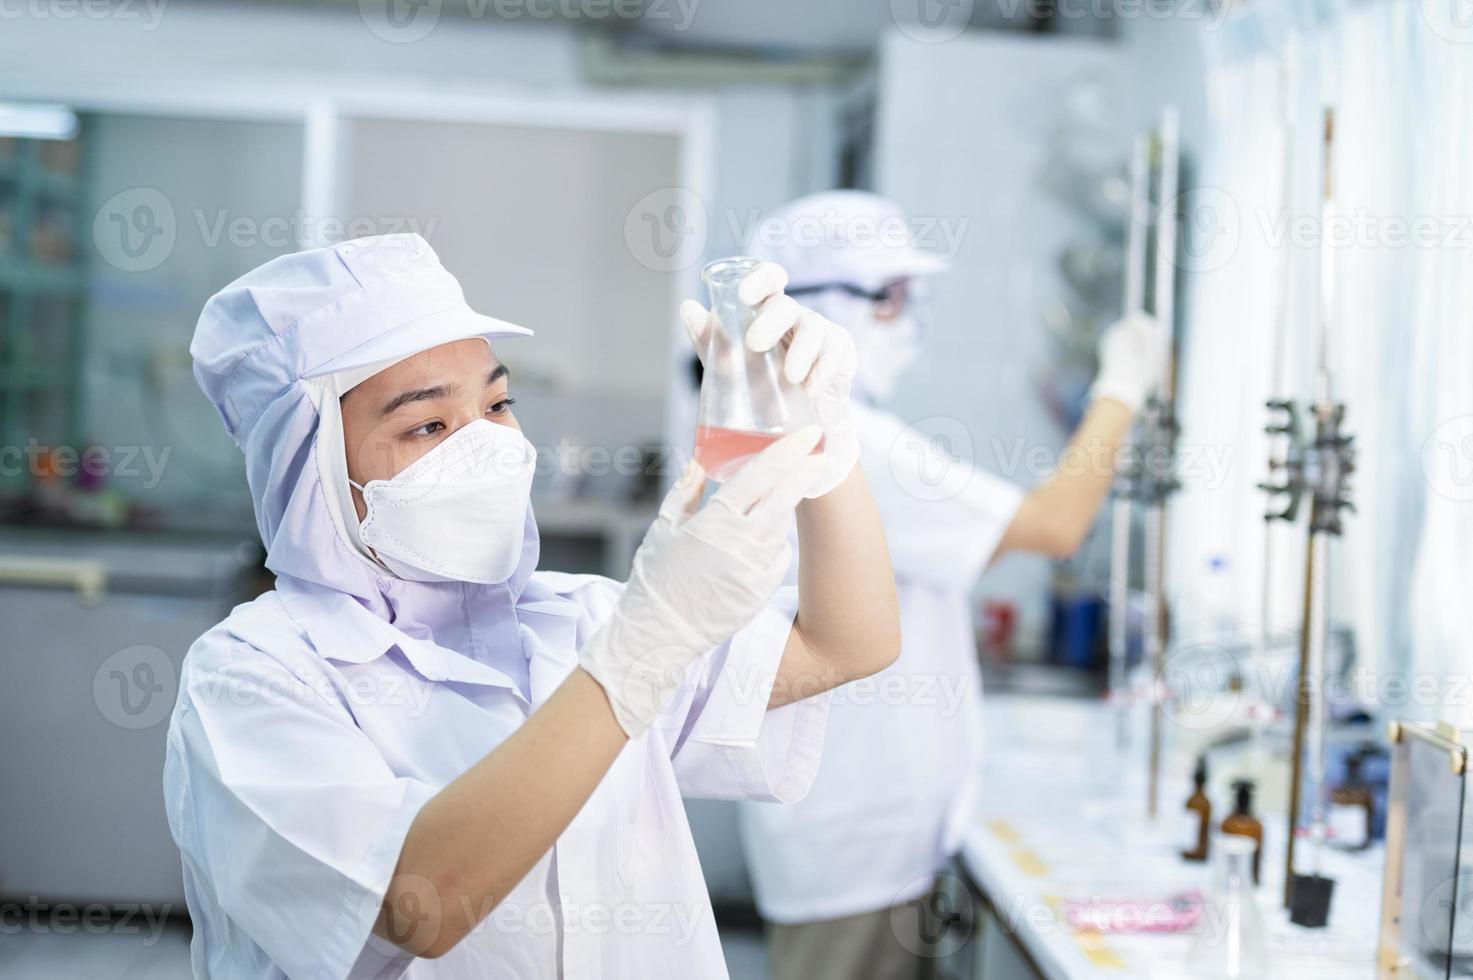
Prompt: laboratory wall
<box><xmin>83</xmin><ymin>114</ymin><xmax>304</xmax><ymax>525</ymax></box>
<box><xmin>875</xmin><ymin>29</ymin><xmax>1127</xmax><ymax>650</ymax></box>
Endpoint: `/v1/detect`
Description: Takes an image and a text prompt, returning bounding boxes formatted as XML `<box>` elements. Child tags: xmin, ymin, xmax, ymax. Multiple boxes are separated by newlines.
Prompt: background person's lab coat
<box><xmin>739</xmin><ymin>401</ymin><xmax>1022</xmax><ymax>922</ymax></box>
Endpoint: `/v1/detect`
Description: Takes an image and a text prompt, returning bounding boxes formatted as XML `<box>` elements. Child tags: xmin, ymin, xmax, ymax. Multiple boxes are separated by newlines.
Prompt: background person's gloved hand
<box><xmin>681</xmin><ymin>261</ymin><xmax>860</xmax><ymax>499</ymax></box>
<box><xmin>579</xmin><ymin>426</ymin><xmax>825</xmax><ymax>738</ymax></box>
<box><xmin>1088</xmin><ymin>312</ymin><xmax>1169</xmax><ymax>414</ymax></box>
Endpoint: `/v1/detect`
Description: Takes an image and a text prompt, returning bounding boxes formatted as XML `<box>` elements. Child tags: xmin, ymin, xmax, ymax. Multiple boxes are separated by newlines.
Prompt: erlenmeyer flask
<box><xmin>1186</xmin><ymin>835</ymin><xmax>1270</xmax><ymax>978</ymax></box>
<box><xmin>694</xmin><ymin>257</ymin><xmax>821</xmax><ymax>481</ymax></box>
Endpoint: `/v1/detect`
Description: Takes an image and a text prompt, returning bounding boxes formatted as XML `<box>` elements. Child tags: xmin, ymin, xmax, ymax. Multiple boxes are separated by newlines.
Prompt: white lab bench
<box><xmin>960</xmin><ymin>694</ymin><xmax>1383</xmax><ymax>980</ymax></box>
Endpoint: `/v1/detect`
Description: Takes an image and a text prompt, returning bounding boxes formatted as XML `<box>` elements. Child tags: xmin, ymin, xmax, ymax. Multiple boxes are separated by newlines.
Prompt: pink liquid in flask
<box><xmin>694</xmin><ymin>426</ymin><xmax>824</xmax><ymax>482</ymax></box>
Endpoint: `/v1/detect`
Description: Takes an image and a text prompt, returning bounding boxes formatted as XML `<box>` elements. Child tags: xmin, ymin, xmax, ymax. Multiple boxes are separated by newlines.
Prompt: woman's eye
<box><xmin>487</xmin><ymin>397</ymin><xmax>517</xmax><ymax>416</ymax></box>
<box><xmin>408</xmin><ymin>420</ymin><xmax>445</xmax><ymax>438</ymax></box>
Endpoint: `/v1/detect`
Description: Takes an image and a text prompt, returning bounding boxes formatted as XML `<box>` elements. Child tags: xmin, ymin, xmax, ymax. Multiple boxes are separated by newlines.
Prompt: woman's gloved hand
<box><xmin>681</xmin><ymin>262</ymin><xmax>860</xmax><ymax>499</ymax></box>
<box><xmin>1088</xmin><ymin>312</ymin><xmax>1169</xmax><ymax>414</ymax></box>
<box><xmin>579</xmin><ymin>427</ymin><xmax>825</xmax><ymax>738</ymax></box>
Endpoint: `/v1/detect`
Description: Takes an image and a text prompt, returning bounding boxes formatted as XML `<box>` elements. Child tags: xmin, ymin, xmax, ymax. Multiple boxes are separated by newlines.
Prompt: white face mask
<box><xmin>810</xmin><ymin>289</ymin><xmax>923</xmax><ymax>404</ymax></box>
<box><xmin>351</xmin><ymin>419</ymin><xmax>537</xmax><ymax>584</ymax></box>
<box><xmin>852</xmin><ymin>312</ymin><xmax>921</xmax><ymax>404</ymax></box>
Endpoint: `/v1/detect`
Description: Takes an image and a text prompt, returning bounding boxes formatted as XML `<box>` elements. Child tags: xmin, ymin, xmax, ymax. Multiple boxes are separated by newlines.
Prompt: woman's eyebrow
<box><xmin>380</xmin><ymin>382</ymin><xmax>459</xmax><ymax>417</ymax></box>
<box><xmin>376</xmin><ymin>364</ymin><xmax>507</xmax><ymax>417</ymax></box>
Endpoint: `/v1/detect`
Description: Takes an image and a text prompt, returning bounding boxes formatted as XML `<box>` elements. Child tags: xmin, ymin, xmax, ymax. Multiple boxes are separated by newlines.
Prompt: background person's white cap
<box><xmin>191</xmin><ymin>232</ymin><xmax>531</xmax><ymax>448</ymax></box>
<box><xmin>743</xmin><ymin>190</ymin><xmax>951</xmax><ymax>292</ymax></box>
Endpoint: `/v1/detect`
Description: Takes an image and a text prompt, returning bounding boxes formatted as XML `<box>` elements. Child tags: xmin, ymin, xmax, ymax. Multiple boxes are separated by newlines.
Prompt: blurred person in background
<box><xmin>737</xmin><ymin>191</ymin><xmax>1166</xmax><ymax>980</ymax></box>
<box><xmin>165</xmin><ymin>233</ymin><xmax>901</xmax><ymax>978</ymax></box>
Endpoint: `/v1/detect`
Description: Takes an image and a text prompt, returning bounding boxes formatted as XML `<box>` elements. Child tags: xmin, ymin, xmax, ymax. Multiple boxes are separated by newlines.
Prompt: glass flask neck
<box><xmin>701</xmin><ymin>256</ymin><xmax>760</xmax><ymax>292</ymax></box>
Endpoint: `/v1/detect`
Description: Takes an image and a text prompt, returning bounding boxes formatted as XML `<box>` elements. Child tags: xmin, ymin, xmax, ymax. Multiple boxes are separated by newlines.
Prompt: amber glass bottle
<box><xmin>1181</xmin><ymin>757</ymin><xmax>1212</xmax><ymax>862</ymax></box>
<box><xmin>1221</xmin><ymin>780</ymin><xmax>1264</xmax><ymax>884</ymax></box>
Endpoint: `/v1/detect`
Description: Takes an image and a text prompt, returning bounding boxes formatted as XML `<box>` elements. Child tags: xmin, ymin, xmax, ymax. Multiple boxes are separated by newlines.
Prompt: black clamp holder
<box><xmin>1115</xmin><ymin>394</ymin><xmax>1181</xmax><ymax>504</ymax></box>
<box><xmin>1259</xmin><ymin>398</ymin><xmax>1355</xmax><ymax>534</ymax></box>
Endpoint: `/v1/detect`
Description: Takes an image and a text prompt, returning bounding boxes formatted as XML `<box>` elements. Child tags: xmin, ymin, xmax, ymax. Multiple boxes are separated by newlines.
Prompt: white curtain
<box><xmin>1175</xmin><ymin>0</ymin><xmax>1473</xmax><ymax>720</ymax></box>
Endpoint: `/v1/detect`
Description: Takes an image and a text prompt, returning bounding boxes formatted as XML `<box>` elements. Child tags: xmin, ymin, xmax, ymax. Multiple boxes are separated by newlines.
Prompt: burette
<box><xmin>1143</xmin><ymin>106</ymin><xmax>1180</xmax><ymax>821</ymax></box>
<box><xmin>1104</xmin><ymin>107</ymin><xmax>1181</xmax><ymax>822</ymax></box>
<box><xmin>1108</xmin><ymin>133</ymin><xmax>1151</xmax><ymax>753</ymax></box>
<box><xmin>1253</xmin><ymin>50</ymin><xmax>1298</xmax><ymax>777</ymax></box>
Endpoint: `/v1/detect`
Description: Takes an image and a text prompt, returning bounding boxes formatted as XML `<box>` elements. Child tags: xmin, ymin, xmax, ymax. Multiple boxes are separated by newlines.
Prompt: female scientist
<box><xmin>737</xmin><ymin>191</ymin><xmax>1166</xmax><ymax>979</ymax></box>
<box><xmin>164</xmin><ymin>233</ymin><xmax>900</xmax><ymax>978</ymax></box>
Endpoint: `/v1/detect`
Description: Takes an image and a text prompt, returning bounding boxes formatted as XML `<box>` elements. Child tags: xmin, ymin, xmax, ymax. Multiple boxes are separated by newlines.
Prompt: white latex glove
<box><xmin>681</xmin><ymin>261</ymin><xmax>860</xmax><ymax>499</ymax></box>
<box><xmin>1089</xmin><ymin>312</ymin><xmax>1169</xmax><ymax>414</ymax></box>
<box><xmin>579</xmin><ymin>426</ymin><xmax>825</xmax><ymax>738</ymax></box>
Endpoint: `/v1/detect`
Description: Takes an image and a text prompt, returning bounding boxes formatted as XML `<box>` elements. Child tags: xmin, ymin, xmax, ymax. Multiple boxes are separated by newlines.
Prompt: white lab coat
<box><xmin>164</xmin><ymin>571</ymin><xmax>826</xmax><ymax>979</ymax></box>
<box><xmin>739</xmin><ymin>402</ymin><xmax>1022</xmax><ymax>923</ymax></box>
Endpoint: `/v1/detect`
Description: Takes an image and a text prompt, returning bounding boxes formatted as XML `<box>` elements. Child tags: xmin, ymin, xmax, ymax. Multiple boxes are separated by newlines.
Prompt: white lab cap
<box><xmin>744</xmin><ymin>190</ymin><xmax>951</xmax><ymax>293</ymax></box>
<box><xmin>192</xmin><ymin>232</ymin><xmax>531</xmax><ymax>449</ymax></box>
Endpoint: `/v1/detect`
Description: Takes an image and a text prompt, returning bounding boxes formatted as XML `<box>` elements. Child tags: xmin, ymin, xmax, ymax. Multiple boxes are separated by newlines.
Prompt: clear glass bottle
<box><xmin>1186</xmin><ymin>835</ymin><xmax>1269</xmax><ymax>978</ymax></box>
<box><xmin>693</xmin><ymin>256</ymin><xmax>820</xmax><ymax>480</ymax></box>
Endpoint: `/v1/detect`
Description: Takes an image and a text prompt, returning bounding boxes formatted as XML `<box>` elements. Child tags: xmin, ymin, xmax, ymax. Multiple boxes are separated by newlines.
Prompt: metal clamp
<box><xmin>1259</xmin><ymin>398</ymin><xmax>1355</xmax><ymax>534</ymax></box>
<box><xmin>1115</xmin><ymin>394</ymin><xmax>1180</xmax><ymax>504</ymax></box>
